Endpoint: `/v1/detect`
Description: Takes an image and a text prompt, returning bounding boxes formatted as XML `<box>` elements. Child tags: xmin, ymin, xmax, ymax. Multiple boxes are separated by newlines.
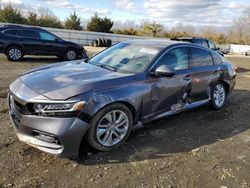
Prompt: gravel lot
<box><xmin>0</xmin><ymin>52</ymin><xmax>249</xmax><ymax>188</ymax></box>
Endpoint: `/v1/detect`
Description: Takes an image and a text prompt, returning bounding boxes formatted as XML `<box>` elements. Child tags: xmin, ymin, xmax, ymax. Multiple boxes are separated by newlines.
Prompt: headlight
<box><xmin>32</xmin><ymin>101</ymin><xmax>85</xmax><ymax>116</ymax></box>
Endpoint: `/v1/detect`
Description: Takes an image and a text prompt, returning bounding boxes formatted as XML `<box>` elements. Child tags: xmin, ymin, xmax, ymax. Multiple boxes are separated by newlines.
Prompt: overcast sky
<box><xmin>1</xmin><ymin>0</ymin><xmax>250</xmax><ymax>27</ymax></box>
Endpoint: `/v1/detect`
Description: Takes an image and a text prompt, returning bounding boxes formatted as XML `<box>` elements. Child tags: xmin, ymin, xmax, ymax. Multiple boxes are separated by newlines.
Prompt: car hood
<box><xmin>20</xmin><ymin>61</ymin><xmax>133</xmax><ymax>100</ymax></box>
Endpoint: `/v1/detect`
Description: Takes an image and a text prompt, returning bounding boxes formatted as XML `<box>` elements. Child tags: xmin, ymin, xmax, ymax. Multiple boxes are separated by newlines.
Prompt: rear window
<box><xmin>189</xmin><ymin>47</ymin><xmax>214</xmax><ymax>67</ymax></box>
<box><xmin>39</xmin><ymin>31</ymin><xmax>56</xmax><ymax>41</ymax></box>
<box><xmin>21</xmin><ymin>30</ymin><xmax>39</xmax><ymax>39</ymax></box>
<box><xmin>192</xmin><ymin>39</ymin><xmax>202</xmax><ymax>45</ymax></box>
<box><xmin>208</xmin><ymin>40</ymin><xmax>216</xmax><ymax>49</ymax></box>
<box><xmin>3</xmin><ymin>29</ymin><xmax>17</xmax><ymax>36</ymax></box>
<box><xmin>212</xmin><ymin>52</ymin><xmax>223</xmax><ymax>65</ymax></box>
<box><xmin>193</xmin><ymin>39</ymin><xmax>209</xmax><ymax>48</ymax></box>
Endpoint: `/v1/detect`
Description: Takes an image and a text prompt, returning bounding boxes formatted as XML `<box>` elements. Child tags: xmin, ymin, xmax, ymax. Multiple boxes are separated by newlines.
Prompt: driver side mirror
<box><xmin>153</xmin><ymin>65</ymin><xmax>176</xmax><ymax>77</ymax></box>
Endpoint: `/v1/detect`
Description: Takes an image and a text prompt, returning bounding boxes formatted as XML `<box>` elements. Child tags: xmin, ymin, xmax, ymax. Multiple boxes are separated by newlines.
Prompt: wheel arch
<box><xmin>4</xmin><ymin>44</ymin><xmax>24</xmax><ymax>54</ymax></box>
<box><xmin>92</xmin><ymin>101</ymin><xmax>136</xmax><ymax>123</ymax></box>
<box><xmin>218</xmin><ymin>80</ymin><xmax>230</xmax><ymax>94</ymax></box>
<box><xmin>64</xmin><ymin>46</ymin><xmax>77</xmax><ymax>54</ymax></box>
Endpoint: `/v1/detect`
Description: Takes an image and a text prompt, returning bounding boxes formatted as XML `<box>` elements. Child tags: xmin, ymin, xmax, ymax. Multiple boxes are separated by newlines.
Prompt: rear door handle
<box><xmin>183</xmin><ymin>75</ymin><xmax>192</xmax><ymax>81</ymax></box>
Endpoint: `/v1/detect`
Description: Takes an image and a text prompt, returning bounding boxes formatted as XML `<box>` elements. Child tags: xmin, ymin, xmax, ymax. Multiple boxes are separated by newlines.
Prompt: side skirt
<box><xmin>143</xmin><ymin>98</ymin><xmax>210</xmax><ymax>124</ymax></box>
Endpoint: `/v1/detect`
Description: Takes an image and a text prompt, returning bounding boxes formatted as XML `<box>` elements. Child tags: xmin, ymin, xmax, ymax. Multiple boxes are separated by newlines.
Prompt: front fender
<box><xmin>80</xmin><ymin>82</ymin><xmax>149</xmax><ymax>123</ymax></box>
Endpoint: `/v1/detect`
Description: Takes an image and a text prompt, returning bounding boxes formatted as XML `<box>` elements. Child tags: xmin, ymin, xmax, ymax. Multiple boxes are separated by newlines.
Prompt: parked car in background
<box><xmin>242</xmin><ymin>50</ymin><xmax>250</xmax><ymax>56</ymax></box>
<box><xmin>221</xmin><ymin>48</ymin><xmax>230</xmax><ymax>55</ymax></box>
<box><xmin>0</xmin><ymin>25</ymin><xmax>88</xmax><ymax>61</ymax></box>
<box><xmin>172</xmin><ymin>37</ymin><xmax>224</xmax><ymax>56</ymax></box>
<box><xmin>8</xmin><ymin>39</ymin><xmax>236</xmax><ymax>158</ymax></box>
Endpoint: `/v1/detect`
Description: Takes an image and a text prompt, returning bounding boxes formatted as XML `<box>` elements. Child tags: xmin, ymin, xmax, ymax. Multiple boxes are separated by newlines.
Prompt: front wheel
<box><xmin>210</xmin><ymin>83</ymin><xmax>226</xmax><ymax>110</ymax></box>
<box><xmin>65</xmin><ymin>48</ymin><xmax>77</xmax><ymax>61</ymax></box>
<box><xmin>87</xmin><ymin>103</ymin><xmax>133</xmax><ymax>151</ymax></box>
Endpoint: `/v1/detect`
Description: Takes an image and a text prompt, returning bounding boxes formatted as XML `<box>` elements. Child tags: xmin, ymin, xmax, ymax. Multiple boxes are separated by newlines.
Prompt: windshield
<box><xmin>89</xmin><ymin>42</ymin><xmax>160</xmax><ymax>74</ymax></box>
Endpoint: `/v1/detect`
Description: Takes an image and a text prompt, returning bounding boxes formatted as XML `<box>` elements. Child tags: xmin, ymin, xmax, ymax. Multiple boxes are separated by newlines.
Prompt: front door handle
<box><xmin>213</xmin><ymin>70</ymin><xmax>219</xmax><ymax>75</ymax></box>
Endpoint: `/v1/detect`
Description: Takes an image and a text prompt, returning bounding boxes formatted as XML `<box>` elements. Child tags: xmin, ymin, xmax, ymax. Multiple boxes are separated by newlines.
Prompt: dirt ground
<box><xmin>0</xmin><ymin>53</ymin><xmax>250</xmax><ymax>188</ymax></box>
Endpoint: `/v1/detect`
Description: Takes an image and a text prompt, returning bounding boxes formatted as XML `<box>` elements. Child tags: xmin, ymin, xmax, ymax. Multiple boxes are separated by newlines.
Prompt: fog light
<box><xmin>33</xmin><ymin>131</ymin><xmax>61</xmax><ymax>145</ymax></box>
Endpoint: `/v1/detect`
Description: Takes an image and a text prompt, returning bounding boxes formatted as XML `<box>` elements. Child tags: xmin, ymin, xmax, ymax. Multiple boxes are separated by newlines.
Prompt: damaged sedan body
<box><xmin>8</xmin><ymin>39</ymin><xmax>236</xmax><ymax>158</ymax></box>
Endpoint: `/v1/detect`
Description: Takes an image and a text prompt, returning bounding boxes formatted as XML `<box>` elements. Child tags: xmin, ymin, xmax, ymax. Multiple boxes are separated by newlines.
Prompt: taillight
<box><xmin>233</xmin><ymin>65</ymin><xmax>238</xmax><ymax>72</ymax></box>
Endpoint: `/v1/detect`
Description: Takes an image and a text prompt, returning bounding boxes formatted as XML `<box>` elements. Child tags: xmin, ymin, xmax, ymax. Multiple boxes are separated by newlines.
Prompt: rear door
<box><xmin>17</xmin><ymin>29</ymin><xmax>43</xmax><ymax>54</ymax></box>
<box><xmin>187</xmin><ymin>46</ymin><xmax>221</xmax><ymax>101</ymax></box>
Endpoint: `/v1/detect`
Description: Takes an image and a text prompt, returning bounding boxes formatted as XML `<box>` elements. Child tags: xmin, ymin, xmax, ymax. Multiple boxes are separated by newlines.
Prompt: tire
<box><xmin>65</xmin><ymin>48</ymin><xmax>77</xmax><ymax>61</ymax></box>
<box><xmin>106</xmin><ymin>39</ymin><xmax>112</xmax><ymax>47</ymax></box>
<box><xmin>93</xmin><ymin>40</ymin><xmax>98</xmax><ymax>47</ymax></box>
<box><xmin>87</xmin><ymin>103</ymin><xmax>133</xmax><ymax>151</ymax></box>
<box><xmin>97</xmin><ymin>38</ymin><xmax>103</xmax><ymax>47</ymax></box>
<box><xmin>210</xmin><ymin>82</ymin><xmax>226</xmax><ymax>110</ymax></box>
<box><xmin>6</xmin><ymin>46</ymin><xmax>23</xmax><ymax>61</ymax></box>
<box><xmin>102</xmin><ymin>39</ymin><xmax>107</xmax><ymax>47</ymax></box>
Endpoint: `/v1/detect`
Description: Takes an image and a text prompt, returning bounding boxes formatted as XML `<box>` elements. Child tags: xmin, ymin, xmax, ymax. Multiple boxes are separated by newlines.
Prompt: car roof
<box><xmin>122</xmin><ymin>39</ymin><xmax>185</xmax><ymax>50</ymax></box>
<box><xmin>123</xmin><ymin>39</ymin><xmax>216</xmax><ymax>54</ymax></box>
<box><xmin>171</xmin><ymin>37</ymin><xmax>208</xmax><ymax>40</ymax></box>
<box><xmin>0</xmin><ymin>24</ymin><xmax>45</xmax><ymax>31</ymax></box>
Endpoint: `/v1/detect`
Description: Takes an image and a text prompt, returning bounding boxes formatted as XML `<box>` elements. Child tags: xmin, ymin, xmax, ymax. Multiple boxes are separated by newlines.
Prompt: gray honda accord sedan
<box><xmin>8</xmin><ymin>39</ymin><xmax>236</xmax><ymax>158</ymax></box>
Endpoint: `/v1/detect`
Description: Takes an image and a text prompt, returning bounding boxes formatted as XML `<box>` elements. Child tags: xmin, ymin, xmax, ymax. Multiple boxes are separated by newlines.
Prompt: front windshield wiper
<box><xmin>93</xmin><ymin>63</ymin><xmax>117</xmax><ymax>72</ymax></box>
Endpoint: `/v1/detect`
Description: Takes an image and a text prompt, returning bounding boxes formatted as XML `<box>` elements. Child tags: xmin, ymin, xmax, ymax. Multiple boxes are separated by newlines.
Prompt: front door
<box><xmin>142</xmin><ymin>46</ymin><xmax>192</xmax><ymax>117</ymax></box>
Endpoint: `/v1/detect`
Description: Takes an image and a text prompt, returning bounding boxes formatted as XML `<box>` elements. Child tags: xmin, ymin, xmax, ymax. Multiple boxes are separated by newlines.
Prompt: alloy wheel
<box><xmin>213</xmin><ymin>84</ymin><xmax>225</xmax><ymax>107</ymax></box>
<box><xmin>96</xmin><ymin>110</ymin><xmax>129</xmax><ymax>147</ymax></box>
<box><xmin>66</xmin><ymin>50</ymin><xmax>76</xmax><ymax>60</ymax></box>
<box><xmin>9</xmin><ymin>48</ymin><xmax>22</xmax><ymax>60</ymax></box>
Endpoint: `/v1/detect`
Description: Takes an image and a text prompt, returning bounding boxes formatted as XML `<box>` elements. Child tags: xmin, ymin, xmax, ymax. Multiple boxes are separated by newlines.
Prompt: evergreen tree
<box><xmin>86</xmin><ymin>14</ymin><xmax>113</xmax><ymax>33</ymax></box>
<box><xmin>65</xmin><ymin>11</ymin><xmax>82</xmax><ymax>30</ymax></box>
<box><xmin>0</xmin><ymin>4</ymin><xmax>26</xmax><ymax>24</ymax></box>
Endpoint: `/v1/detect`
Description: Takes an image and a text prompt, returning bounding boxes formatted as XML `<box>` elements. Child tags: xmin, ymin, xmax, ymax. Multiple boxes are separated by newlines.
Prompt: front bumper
<box><xmin>78</xmin><ymin>48</ymin><xmax>88</xmax><ymax>60</ymax></box>
<box><xmin>8</xmin><ymin>92</ymin><xmax>91</xmax><ymax>158</ymax></box>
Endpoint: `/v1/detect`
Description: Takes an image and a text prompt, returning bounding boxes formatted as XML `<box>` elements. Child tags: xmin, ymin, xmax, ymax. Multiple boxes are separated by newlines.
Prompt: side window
<box><xmin>39</xmin><ymin>31</ymin><xmax>56</xmax><ymax>41</ymax></box>
<box><xmin>157</xmin><ymin>47</ymin><xmax>189</xmax><ymax>70</ymax></box>
<box><xmin>4</xmin><ymin>29</ymin><xmax>17</xmax><ymax>36</ymax></box>
<box><xmin>189</xmin><ymin>47</ymin><xmax>214</xmax><ymax>67</ymax></box>
<box><xmin>22</xmin><ymin>30</ymin><xmax>39</xmax><ymax>39</ymax></box>
<box><xmin>212</xmin><ymin>52</ymin><xmax>223</xmax><ymax>65</ymax></box>
<box><xmin>201</xmin><ymin>40</ymin><xmax>209</xmax><ymax>48</ymax></box>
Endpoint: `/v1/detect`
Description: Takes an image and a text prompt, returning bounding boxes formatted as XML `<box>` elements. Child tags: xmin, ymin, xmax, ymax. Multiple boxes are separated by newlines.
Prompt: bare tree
<box><xmin>112</xmin><ymin>20</ymin><xmax>139</xmax><ymax>35</ymax></box>
<box><xmin>141</xmin><ymin>21</ymin><xmax>164</xmax><ymax>37</ymax></box>
<box><xmin>168</xmin><ymin>23</ymin><xmax>196</xmax><ymax>38</ymax></box>
<box><xmin>201</xmin><ymin>25</ymin><xmax>217</xmax><ymax>39</ymax></box>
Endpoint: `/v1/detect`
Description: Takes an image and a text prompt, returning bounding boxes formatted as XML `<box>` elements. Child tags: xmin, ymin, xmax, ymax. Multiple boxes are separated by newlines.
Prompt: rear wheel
<box><xmin>6</xmin><ymin>46</ymin><xmax>23</xmax><ymax>61</ymax></box>
<box><xmin>87</xmin><ymin>103</ymin><xmax>133</xmax><ymax>151</ymax></box>
<box><xmin>210</xmin><ymin>82</ymin><xmax>226</xmax><ymax>110</ymax></box>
